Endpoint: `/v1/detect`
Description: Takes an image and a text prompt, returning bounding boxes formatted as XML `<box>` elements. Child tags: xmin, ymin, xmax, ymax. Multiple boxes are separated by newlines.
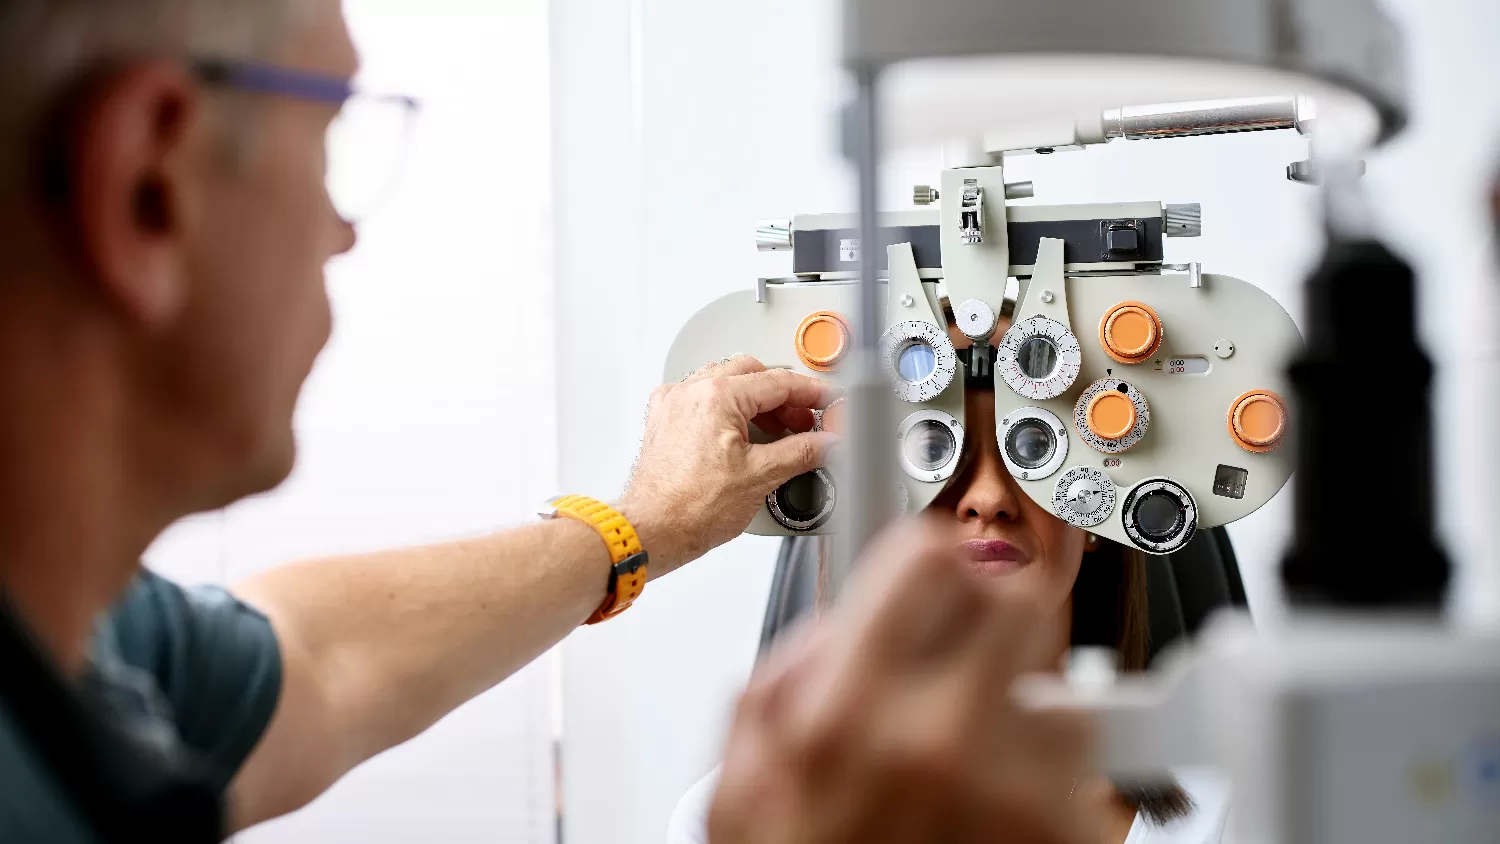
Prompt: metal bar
<box><xmin>1103</xmin><ymin>97</ymin><xmax>1301</xmax><ymax>141</ymax></box>
<box><xmin>828</xmin><ymin>69</ymin><xmax>896</xmax><ymax>597</ymax></box>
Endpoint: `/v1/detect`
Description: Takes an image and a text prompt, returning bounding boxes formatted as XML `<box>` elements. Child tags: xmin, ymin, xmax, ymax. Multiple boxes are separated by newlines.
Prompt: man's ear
<box><xmin>66</xmin><ymin>61</ymin><xmax>202</xmax><ymax>328</ymax></box>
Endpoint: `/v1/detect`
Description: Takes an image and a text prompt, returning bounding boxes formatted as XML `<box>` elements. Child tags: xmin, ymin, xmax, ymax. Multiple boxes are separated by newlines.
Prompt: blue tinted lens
<box><xmin>898</xmin><ymin>343</ymin><xmax>937</xmax><ymax>382</ymax></box>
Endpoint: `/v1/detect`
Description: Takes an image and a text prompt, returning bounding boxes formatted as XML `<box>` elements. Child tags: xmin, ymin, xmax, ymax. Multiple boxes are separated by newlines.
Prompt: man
<box><xmin>0</xmin><ymin>1</ymin><xmax>1097</xmax><ymax>841</ymax></box>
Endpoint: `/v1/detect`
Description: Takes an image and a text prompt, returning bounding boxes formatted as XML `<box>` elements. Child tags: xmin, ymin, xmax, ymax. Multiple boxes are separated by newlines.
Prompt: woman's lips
<box><xmin>959</xmin><ymin>539</ymin><xmax>1030</xmax><ymax>576</ymax></box>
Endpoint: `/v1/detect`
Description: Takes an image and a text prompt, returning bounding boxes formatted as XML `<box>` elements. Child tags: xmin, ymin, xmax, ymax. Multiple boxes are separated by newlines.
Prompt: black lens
<box><xmin>904</xmin><ymin>420</ymin><xmax>957</xmax><ymax>471</ymax></box>
<box><xmin>1017</xmin><ymin>337</ymin><xmax>1058</xmax><ymax>380</ymax></box>
<box><xmin>1005</xmin><ymin>420</ymin><xmax>1056</xmax><ymax>470</ymax></box>
<box><xmin>1135</xmin><ymin>491</ymin><xmax>1183</xmax><ymax>539</ymax></box>
<box><xmin>776</xmin><ymin>472</ymin><xmax>830</xmax><ymax>523</ymax></box>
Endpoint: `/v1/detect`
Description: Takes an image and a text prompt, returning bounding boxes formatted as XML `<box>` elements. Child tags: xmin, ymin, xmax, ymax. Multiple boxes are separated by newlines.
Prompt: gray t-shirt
<box><xmin>0</xmin><ymin>571</ymin><xmax>284</xmax><ymax>842</ymax></box>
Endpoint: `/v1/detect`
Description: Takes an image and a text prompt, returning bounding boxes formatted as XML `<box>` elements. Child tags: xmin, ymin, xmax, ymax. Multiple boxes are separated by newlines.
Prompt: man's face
<box><xmin>152</xmin><ymin>0</ymin><xmax>359</xmax><ymax>502</ymax></box>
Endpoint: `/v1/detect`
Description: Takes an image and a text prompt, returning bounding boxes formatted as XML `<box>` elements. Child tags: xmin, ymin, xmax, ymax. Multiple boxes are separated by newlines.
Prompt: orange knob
<box><xmin>1098</xmin><ymin>301</ymin><xmax>1164</xmax><ymax>364</ymax></box>
<box><xmin>1085</xmin><ymin>390</ymin><xmax>1138</xmax><ymax>441</ymax></box>
<box><xmin>1228</xmin><ymin>390</ymin><xmax>1288</xmax><ymax>453</ymax></box>
<box><xmin>796</xmin><ymin>311</ymin><xmax>851</xmax><ymax>371</ymax></box>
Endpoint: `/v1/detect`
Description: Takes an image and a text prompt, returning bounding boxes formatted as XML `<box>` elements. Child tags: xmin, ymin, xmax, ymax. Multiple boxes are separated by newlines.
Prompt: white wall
<box><xmin>145</xmin><ymin>1</ymin><xmax>559</xmax><ymax>841</ymax></box>
<box><xmin>553</xmin><ymin>1</ymin><xmax>1500</xmax><ymax>842</ymax></box>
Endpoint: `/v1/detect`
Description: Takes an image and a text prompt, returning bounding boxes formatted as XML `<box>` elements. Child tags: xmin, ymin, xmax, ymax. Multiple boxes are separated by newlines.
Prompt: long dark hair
<box><xmin>1071</xmin><ymin>539</ymin><xmax>1194</xmax><ymax>825</ymax></box>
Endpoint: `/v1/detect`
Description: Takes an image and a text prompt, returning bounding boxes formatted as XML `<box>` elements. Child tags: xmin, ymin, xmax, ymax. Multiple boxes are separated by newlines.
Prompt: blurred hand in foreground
<box><xmin>707</xmin><ymin>517</ymin><xmax>1103</xmax><ymax>844</ymax></box>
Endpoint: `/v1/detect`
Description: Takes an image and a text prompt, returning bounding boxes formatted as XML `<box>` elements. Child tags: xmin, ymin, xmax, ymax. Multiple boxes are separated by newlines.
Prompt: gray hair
<box><xmin>0</xmin><ymin>0</ymin><xmax>305</xmax><ymax>162</ymax></box>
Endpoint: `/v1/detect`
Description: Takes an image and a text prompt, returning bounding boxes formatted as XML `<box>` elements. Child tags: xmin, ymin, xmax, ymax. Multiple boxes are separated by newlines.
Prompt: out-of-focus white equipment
<box><xmin>827</xmin><ymin>2</ymin><xmax>1479</xmax><ymax>844</ymax></box>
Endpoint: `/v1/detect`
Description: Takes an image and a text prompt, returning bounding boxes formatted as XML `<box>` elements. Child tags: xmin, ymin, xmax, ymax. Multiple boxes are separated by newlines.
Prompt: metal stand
<box><xmin>828</xmin><ymin>68</ymin><xmax>898</xmax><ymax>596</ymax></box>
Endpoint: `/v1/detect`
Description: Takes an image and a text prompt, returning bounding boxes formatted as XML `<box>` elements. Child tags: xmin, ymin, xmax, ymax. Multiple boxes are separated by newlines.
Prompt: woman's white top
<box><xmin>667</xmin><ymin>767</ymin><xmax>1231</xmax><ymax>844</ymax></box>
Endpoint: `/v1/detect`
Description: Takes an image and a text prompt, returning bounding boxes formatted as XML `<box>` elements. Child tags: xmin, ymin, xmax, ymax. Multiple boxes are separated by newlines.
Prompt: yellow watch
<box><xmin>545</xmin><ymin>495</ymin><xmax>649</xmax><ymax>624</ymax></box>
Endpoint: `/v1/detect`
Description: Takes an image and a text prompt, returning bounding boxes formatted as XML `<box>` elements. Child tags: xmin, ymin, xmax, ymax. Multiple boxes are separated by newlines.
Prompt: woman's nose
<box><xmin>953</xmin><ymin>448</ymin><xmax>1022</xmax><ymax>524</ymax></box>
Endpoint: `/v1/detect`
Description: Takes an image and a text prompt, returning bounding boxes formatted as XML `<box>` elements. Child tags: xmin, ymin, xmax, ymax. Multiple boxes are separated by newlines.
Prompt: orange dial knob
<box><xmin>795</xmin><ymin>311</ymin><xmax>851</xmax><ymax>371</ymax></box>
<box><xmin>1098</xmin><ymin>301</ymin><xmax>1164</xmax><ymax>364</ymax></box>
<box><xmin>1228</xmin><ymin>390</ymin><xmax>1288</xmax><ymax>453</ymax></box>
<box><xmin>1085</xmin><ymin>390</ymin><xmax>1138</xmax><ymax>441</ymax></box>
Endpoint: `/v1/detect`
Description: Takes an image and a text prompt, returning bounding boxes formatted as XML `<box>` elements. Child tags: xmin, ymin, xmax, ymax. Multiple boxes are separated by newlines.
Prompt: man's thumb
<box><xmin>750</xmin><ymin>431</ymin><xmax>840</xmax><ymax>490</ymax></box>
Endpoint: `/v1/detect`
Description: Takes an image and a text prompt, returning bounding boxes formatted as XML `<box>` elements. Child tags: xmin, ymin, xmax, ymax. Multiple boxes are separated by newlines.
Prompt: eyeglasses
<box><xmin>193</xmin><ymin>58</ymin><xmax>420</xmax><ymax>224</ymax></box>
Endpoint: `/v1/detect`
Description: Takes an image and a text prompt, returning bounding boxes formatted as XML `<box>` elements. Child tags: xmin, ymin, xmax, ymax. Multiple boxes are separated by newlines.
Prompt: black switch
<box><xmin>1100</xmin><ymin>219</ymin><xmax>1147</xmax><ymax>261</ymax></box>
<box><xmin>1107</xmin><ymin>227</ymin><xmax>1140</xmax><ymax>254</ymax></box>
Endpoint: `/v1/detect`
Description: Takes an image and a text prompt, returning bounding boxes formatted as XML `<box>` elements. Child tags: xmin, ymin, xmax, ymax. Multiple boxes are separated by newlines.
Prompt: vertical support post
<box><xmin>827</xmin><ymin>68</ymin><xmax>896</xmax><ymax>597</ymax></box>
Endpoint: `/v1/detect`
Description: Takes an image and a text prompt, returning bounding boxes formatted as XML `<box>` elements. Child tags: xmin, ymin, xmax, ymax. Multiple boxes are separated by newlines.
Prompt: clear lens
<box><xmin>897</xmin><ymin>342</ymin><xmax>938</xmax><ymax>383</ymax></box>
<box><xmin>325</xmin><ymin>94</ymin><xmax>416</xmax><ymax>223</ymax></box>
<box><xmin>1135</xmin><ymin>491</ymin><xmax>1182</xmax><ymax>539</ymax></box>
<box><xmin>903</xmin><ymin>420</ymin><xmax>957</xmax><ymax>471</ymax></box>
<box><xmin>1017</xmin><ymin>336</ymin><xmax>1058</xmax><ymax>380</ymax></box>
<box><xmin>1005</xmin><ymin>419</ymin><xmax>1056</xmax><ymax>470</ymax></box>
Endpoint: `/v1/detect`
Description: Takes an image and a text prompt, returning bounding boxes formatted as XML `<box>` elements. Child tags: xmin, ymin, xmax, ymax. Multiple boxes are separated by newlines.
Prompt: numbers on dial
<box><xmin>1053</xmin><ymin>466</ymin><xmax>1117</xmax><ymax>529</ymax></box>
<box><xmin>1163</xmin><ymin>356</ymin><xmax>1211</xmax><ymax>376</ymax></box>
<box><xmin>1074</xmin><ymin>378</ymin><xmax>1151</xmax><ymax>454</ymax></box>
<box><xmin>879</xmin><ymin>320</ymin><xmax>958</xmax><ymax>404</ymax></box>
<box><xmin>997</xmin><ymin>315</ymin><xmax>1083</xmax><ymax>401</ymax></box>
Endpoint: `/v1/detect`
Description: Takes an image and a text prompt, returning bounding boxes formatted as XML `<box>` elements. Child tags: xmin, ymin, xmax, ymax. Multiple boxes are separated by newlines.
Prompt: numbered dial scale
<box><xmin>1053</xmin><ymin>467</ymin><xmax>1118</xmax><ymax>529</ymax></box>
<box><xmin>1074</xmin><ymin>378</ymin><xmax>1151</xmax><ymax>454</ymax></box>
<box><xmin>880</xmin><ymin>320</ymin><xmax>959</xmax><ymax>403</ymax></box>
<box><xmin>998</xmin><ymin>315</ymin><xmax>1083</xmax><ymax>401</ymax></box>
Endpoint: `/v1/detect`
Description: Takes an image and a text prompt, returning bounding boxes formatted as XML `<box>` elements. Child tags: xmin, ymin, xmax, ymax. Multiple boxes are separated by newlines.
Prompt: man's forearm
<box><xmin>232</xmin><ymin>515</ymin><xmax>621</xmax><ymax>772</ymax></box>
<box><xmin>225</xmin><ymin>362</ymin><xmax>834</xmax><ymax>827</ymax></box>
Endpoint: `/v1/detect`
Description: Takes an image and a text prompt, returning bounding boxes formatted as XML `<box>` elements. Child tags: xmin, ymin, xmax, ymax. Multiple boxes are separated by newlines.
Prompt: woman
<box><xmin>668</xmin><ymin>336</ymin><xmax>1232</xmax><ymax>842</ymax></box>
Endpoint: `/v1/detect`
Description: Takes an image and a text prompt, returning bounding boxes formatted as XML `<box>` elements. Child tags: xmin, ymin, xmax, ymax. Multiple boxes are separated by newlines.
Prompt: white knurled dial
<box><xmin>1053</xmin><ymin>467</ymin><xmax>1117</xmax><ymax>529</ymax></box>
<box><xmin>879</xmin><ymin>320</ymin><xmax>958</xmax><ymax>403</ymax></box>
<box><xmin>997</xmin><ymin>315</ymin><xmax>1083</xmax><ymax>401</ymax></box>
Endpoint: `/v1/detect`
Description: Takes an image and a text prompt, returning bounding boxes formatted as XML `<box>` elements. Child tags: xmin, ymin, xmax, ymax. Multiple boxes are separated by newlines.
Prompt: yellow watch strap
<box><xmin>549</xmin><ymin>495</ymin><xmax>648</xmax><ymax>624</ymax></box>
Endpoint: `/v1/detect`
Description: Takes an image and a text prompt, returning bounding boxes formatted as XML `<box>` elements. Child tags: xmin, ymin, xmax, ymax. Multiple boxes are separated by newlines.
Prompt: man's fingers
<box><xmin>750</xmin><ymin>413</ymin><xmax>788</xmax><ymax>437</ymax></box>
<box><xmin>720</xmin><ymin>369</ymin><xmax>840</xmax><ymax>420</ymax></box>
<box><xmin>684</xmin><ymin>354</ymin><xmax>766</xmax><ymax>383</ymax></box>
<box><xmin>775</xmin><ymin>406</ymin><xmax>818</xmax><ymax>434</ymax></box>
<box><xmin>749</xmin><ymin>407</ymin><xmax>820</xmax><ymax>440</ymax></box>
<box><xmin>748</xmin><ymin>431</ymin><xmax>840</xmax><ymax>489</ymax></box>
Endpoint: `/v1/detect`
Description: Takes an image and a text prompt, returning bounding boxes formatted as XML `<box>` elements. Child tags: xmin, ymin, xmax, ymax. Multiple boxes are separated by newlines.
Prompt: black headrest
<box><xmin>758</xmin><ymin>528</ymin><xmax>1248</xmax><ymax>666</ymax></box>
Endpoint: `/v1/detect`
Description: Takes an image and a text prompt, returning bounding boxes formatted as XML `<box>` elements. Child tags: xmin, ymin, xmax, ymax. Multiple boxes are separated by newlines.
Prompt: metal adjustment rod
<box><xmin>756</xmin><ymin>219</ymin><xmax>793</xmax><ymax>252</ymax></box>
<box><xmin>1288</xmin><ymin>159</ymin><xmax>1368</xmax><ymax>185</ymax></box>
<box><xmin>918</xmin><ymin>182</ymin><xmax>1030</xmax><ymax>203</ymax></box>
<box><xmin>1165</xmin><ymin>203</ymin><xmax>1202</xmax><ymax>238</ymax></box>
<box><xmin>1161</xmin><ymin>262</ymin><xmax>1204</xmax><ymax>289</ymax></box>
<box><xmin>959</xmin><ymin>179</ymin><xmax>984</xmax><ymax>244</ymax></box>
<box><xmin>1103</xmin><ymin>97</ymin><xmax>1303</xmax><ymax>141</ymax></box>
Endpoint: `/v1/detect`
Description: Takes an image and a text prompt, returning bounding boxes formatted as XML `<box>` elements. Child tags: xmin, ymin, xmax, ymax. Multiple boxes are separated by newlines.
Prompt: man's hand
<box><xmin>707</xmin><ymin>518</ymin><xmax>1103</xmax><ymax>844</ymax></box>
<box><xmin>621</xmin><ymin>355</ymin><xmax>839</xmax><ymax>573</ymax></box>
